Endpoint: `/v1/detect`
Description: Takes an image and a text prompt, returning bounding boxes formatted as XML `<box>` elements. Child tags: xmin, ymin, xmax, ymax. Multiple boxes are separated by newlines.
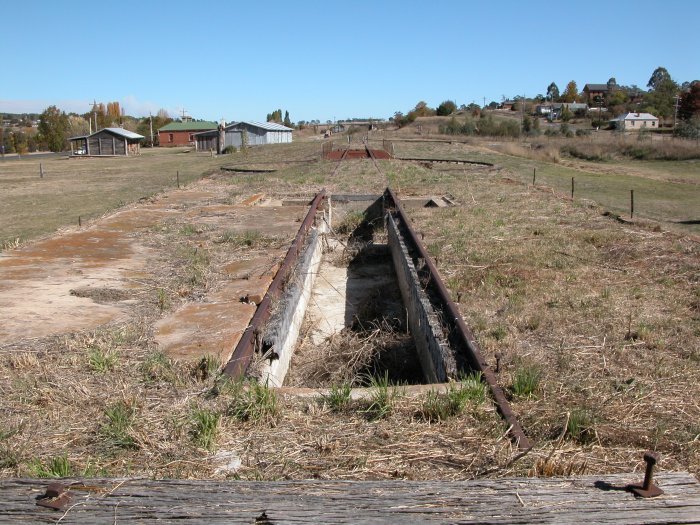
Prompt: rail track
<box><xmin>224</xmin><ymin>144</ymin><xmax>531</xmax><ymax>450</ymax></box>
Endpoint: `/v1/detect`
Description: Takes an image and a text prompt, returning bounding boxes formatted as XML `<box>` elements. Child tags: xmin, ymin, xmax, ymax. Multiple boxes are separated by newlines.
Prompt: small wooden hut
<box><xmin>69</xmin><ymin>128</ymin><xmax>144</xmax><ymax>156</ymax></box>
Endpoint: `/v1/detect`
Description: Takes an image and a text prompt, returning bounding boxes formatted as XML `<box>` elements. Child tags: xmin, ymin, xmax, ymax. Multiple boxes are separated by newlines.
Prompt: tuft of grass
<box><xmin>322</xmin><ymin>383</ymin><xmax>352</xmax><ymax>412</ymax></box>
<box><xmin>490</xmin><ymin>325</ymin><xmax>508</xmax><ymax>341</ymax></box>
<box><xmin>0</xmin><ymin>428</ymin><xmax>20</xmax><ymax>469</ymax></box>
<box><xmin>179</xmin><ymin>246</ymin><xmax>210</xmax><ymax>288</ymax></box>
<box><xmin>364</xmin><ymin>372</ymin><xmax>400</xmax><ymax>421</ymax></box>
<box><xmin>1</xmin><ymin>237</ymin><xmax>22</xmax><ymax>251</ymax></box>
<box><xmin>193</xmin><ymin>354</ymin><xmax>221</xmax><ymax>381</ymax></box>
<box><xmin>141</xmin><ymin>351</ymin><xmax>179</xmax><ymax>384</ymax></box>
<box><xmin>102</xmin><ymin>401</ymin><xmax>137</xmax><ymax>450</ymax></box>
<box><xmin>179</xmin><ymin>223</ymin><xmax>199</xmax><ymax>236</ymax></box>
<box><xmin>88</xmin><ymin>347</ymin><xmax>118</xmax><ymax>373</ymax></box>
<box><xmin>156</xmin><ymin>288</ymin><xmax>169</xmax><ymax>312</ymax></box>
<box><xmin>567</xmin><ymin>408</ymin><xmax>596</xmax><ymax>444</ymax></box>
<box><xmin>217</xmin><ymin>230</ymin><xmax>275</xmax><ymax>247</ymax></box>
<box><xmin>335</xmin><ymin>211</ymin><xmax>365</xmax><ymax>234</ymax></box>
<box><xmin>510</xmin><ymin>362</ymin><xmax>542</xmax><ymax>398</ymax></box>
<box><xmin>190</xmin><ymin>408</ymin><xmax>220</xmax><ymax>450</ymax></box>
<box><xmin>30</xmin><ymin>455</ymin><xmax>72</xmax><ymax>478</ymax></box>
<box><xmin>420</xmin><ymin>373</ymin><xmax>486</xmax><ymax>422</ymax></box>
<box><xmin>226</xmin><ymin>381</ymin><xmax>279</xmax><ymax>423</ymax></box>
<box><xmin>458</xmin><ymin>371</ymin><xmax>487</xmax><ymax>403</ymax></box>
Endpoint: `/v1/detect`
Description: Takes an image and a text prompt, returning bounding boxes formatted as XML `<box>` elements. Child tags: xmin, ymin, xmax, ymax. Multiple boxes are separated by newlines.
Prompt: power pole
<box><xmin>92</xmin><ymin>99</ymin><xmax>98</xmax><ymax>132</ymax></box>
<box><xmin>149</xmin><ymin>113</ymin><xmax>154</xmax><ymax>146</ymax></box>
<box><xmin>673</xmin><ymin>95</ymin><xmax>680</xmax><ymax>131</ymax></box>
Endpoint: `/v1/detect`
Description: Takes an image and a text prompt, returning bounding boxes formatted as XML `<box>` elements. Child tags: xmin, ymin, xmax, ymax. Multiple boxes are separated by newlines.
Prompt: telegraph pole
<box><xmin>149</xmin><ymin>113</ymin><xmax>154</xmax><ymax>146</ymax></box>
<box><xmin>673</xmin><ymin>95</ymin><xmax>680</xmax><ymax>131</ymax></box>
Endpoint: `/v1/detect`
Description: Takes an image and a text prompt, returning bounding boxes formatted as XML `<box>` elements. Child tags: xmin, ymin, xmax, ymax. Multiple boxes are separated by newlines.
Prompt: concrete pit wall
<box><xmin>255</xmin><ymin>211</ymin><xmax>328</xmax><ymax>387</ymax></box>
<box><xmin>386</xmin><ymin>214</ymin><xmax>456</xmax><ymax>383</ymax></box>
<box><xmin>256</xmin><ymin>197</ymin><xmax>456</xmax><ymax>387</ymax></box>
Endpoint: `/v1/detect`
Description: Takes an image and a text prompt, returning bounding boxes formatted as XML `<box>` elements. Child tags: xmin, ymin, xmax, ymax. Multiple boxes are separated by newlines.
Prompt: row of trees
<box><xmin>539</xmin><ymin>67</ymin><xmax>697</xmax><ymax>122</ymax></box>
<box><xmin>1</xmin><ymin>103</ymin><xmax>175</xmax><ymax>153</ymax></box>
<box><xmin>392</xmin><ymin>100</ymin><xmax>483</xmax><ymax>127</ymax></box>
<box><xmin>266</xmin><ymin>109</ymin><xmax>292</xmax><ymax>127</ymax></box>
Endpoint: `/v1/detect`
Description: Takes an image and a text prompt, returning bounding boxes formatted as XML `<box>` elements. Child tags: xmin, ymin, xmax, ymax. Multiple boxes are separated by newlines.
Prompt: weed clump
<box><xmin>102</xmin><ymin>401</ymin><xmax>138</xmax><ymax>450</ymax></box>
<box><xmin>322</xmin><ymin>383</ymin><xmax>352</xmax><ymax>412</ymax></box>
<box><xmin>193</xmin><ymin>354</ymin><xmax>221</xmax><ymax>382</ymax></box>
<box><xmin>364</xmin><ymin>372</ymin><xmax>401</xmax><ymax>421</ymax></box>
<box><xmin>510</xmin><ymin>362</ymin><xmax>542</xmax><ymax>398</ymax></box>
<box><xmin>225</xmin><ymin>381</ymin><xmax>279</xmax><ymax>423</ymax></box>
<box><xmin>419</xmin><ymin>373</ymin><xmax>486</xmax><ymax>422</ymax></box>
<box><xmin>567</xmin><ymin>408</ymin><xmax>596</xmax><ymax>444</ymax></box>
<box><xmin>29</xmin><ymin>455</ymin><xmax>73</xmax><ymax>478</ymax></box>
<box><xmin>190</xmin><ymin>408</ymin><xmax>220</xmax><ymax>450</ymax></box>
<box><xmin>88</xmin><ymin>347</ymin><xmax>118</xmax><ymax>373</ymax></box>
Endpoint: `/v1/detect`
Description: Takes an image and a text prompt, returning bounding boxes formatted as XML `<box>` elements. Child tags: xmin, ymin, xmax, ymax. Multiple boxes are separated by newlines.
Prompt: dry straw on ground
<box><xmin>0</xmin><ymin>138</ymin><xmax>698</xmax><ymax>481</ymax></box>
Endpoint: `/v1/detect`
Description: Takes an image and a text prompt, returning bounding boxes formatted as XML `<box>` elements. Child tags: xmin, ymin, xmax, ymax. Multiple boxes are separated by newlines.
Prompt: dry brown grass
<box><xmin>0</xmin><ymin>138</ymin><xmax>698</xmax><ymax>482</ymax></box>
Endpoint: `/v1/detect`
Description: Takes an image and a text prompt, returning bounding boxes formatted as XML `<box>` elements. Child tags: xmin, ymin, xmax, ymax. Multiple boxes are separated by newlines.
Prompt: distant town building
<box><xmin>609</xmin><ymin>112</ymin><xmax>659</xmax><ymax>131</ymax></box>
<box><xmin>69</xmin><ymin>128</ymin><xmax>144</xmax><ymax>156</ymax></box>
<box><xmin>158</xmin><ymin>121</ymin><xmax>217</xmax><ymax>147</ymax></box>
<box><xmin>583</xmin><ymin>84</ymin><xmax>610</xmax><ymax>104</ymax></box>
<box><xmin>194</xmin><ymin>121</ymin><xmax>293</xmax><ymax>152</ymax></box>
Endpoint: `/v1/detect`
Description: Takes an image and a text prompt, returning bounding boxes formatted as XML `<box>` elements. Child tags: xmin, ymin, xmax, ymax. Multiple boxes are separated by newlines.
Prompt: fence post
<box><xmin>40</xmin><ymin>163</ymin><xmax>44</xmax><ymax>178</ymax></box>
<box><xmin>177</xmin><ymin>170</ymin><xmax>180</xmax><ymax>189</ymax></box>
<box><xmin>532</xmin><ymin>167</ymin><xmax>536</xmax><ymax>186</ymax></box>
<box><xmin>630</xmin><ymin>190</ymin><xmax>634</xmax><ymax>218</ymax></box>
<box><xmin>571</xmin><ymin>177</ymin><xmax>574</xmax><ymax>199</ymax></box>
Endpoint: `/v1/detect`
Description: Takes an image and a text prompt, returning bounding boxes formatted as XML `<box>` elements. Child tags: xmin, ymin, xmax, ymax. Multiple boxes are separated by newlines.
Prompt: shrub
<box><xmin>575</xmin><ymin>128</ymin><xmax>591</xmax><ymax>137</ymax></box>
<box><xmin>675</xmin><ymin>118</ymin><xmax>700</xmax><ymax>140</ymax></box>
<box><xmin>222</xmin><ymin>145</ymin><xmax>237</xmax><ymax>154</ymax></box>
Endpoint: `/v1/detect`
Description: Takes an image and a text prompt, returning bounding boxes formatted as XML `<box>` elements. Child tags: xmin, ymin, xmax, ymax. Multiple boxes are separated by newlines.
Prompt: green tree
<box><xmin>643</xmin><ymin>67</ymin><xmax>679</xmax><ymax>119</ymax></box>
<box><xmin>436</xmin><ymin>100</ymin><xmax>457</xmax><ymax>116</ymax></box>
<box><xmin>560</xmin><ymin>105</ymin><xmax>573</xmax><ymax>122</ymax></box>
<box><xmin>546</xmin><ymin>82</ymin><xmax>560</xmax><ymax>102</ymax></box>
<box><xmin>283</xmin><ymin>110</ymin><xmax>292</xmax><ymax>127</ymax></box>
<box><xmin>38</xmin><ymin>105</ymin><xmax>70</xmax><ymax>152</ymax></box>
<box><xmin>562</xmin><ymin>81</ymin><xmax>578</xmax><ymax>103</ymax></box>
<box><xmin>678</xmin><ymin>80</ymin><xmax>700</xmax><ymax>121</ymax></box>
<box><xmin>647</xmin><ymin>67</ymin><xmax>672</xmax><ymax>91</ymax></box>
<box><xmin>411</xmin><ymin>101</ymin><xmax>434</xmax><ymax>118</ymax></box>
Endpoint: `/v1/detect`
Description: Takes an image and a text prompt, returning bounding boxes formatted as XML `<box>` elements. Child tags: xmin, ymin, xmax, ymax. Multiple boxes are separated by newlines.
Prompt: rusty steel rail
<box><xmin>330</xmin><ymin>147</ymin><xmax>349</xmax><ymax>177</ymax></box>
<box><xmin>384</xmin><ymin>187</ymin><xmax>532</xmax><ymax>450</ymax></box>
<box><xmin>223</xmin><ymin>190</ymin><xmax>327</xmax><ymax>378</ymax></box>
<box><xmin>364</xmin><ymin>140</ymin><xmax>385</xmax><ymax>179</ymax></box>
<box><xmin>397</xmin><ymin>157</ymin><xmax>494</xmax><ymax>167</ymax></box>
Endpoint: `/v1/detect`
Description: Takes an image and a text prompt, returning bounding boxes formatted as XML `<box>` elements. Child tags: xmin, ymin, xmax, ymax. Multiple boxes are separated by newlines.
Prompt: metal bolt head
<box><xmin>644</xmin><ymin>451</ymin><xmax>658</xmax><ymax>466</ymax></box>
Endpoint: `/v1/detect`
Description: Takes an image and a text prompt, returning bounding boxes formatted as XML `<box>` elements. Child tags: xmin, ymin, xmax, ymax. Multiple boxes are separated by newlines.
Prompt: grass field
<box><xmin>385</xmin><ymin>138</ymin><xmax>700</xmax><ymax>236</ymax></box>
<box><xmin>0</xmin><ymin>137</ymin><xmax>698</xmax><ymax>481</ymax></box>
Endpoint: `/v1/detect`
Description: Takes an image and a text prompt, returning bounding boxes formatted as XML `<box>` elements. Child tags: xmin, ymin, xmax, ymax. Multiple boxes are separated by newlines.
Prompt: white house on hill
<box><xmin>610</xmin><ymin>112</ymin><xmax>659</xmax><ymax>131</ymax></box>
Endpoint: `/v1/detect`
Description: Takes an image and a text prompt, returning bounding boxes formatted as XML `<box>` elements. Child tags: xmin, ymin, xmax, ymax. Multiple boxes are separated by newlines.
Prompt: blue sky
<box><xmin>2</xmin><ymin>0</ymin><xmax>698</xmax><ymax>122</ymax></box>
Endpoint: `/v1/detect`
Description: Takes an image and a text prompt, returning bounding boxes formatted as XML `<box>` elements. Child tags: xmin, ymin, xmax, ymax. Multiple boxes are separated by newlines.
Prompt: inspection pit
<box><xmin>248</xmin><ymin>194</ymin><xmax>457</xmax><ymax>389</ymax></box>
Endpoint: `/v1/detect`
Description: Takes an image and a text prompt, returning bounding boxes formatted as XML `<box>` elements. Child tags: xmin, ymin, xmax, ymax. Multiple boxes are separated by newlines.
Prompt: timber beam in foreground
<box><xmin>2</xmin><ymin>473</ymin><xmax>700</xmax><ymax>524</ymax></box>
